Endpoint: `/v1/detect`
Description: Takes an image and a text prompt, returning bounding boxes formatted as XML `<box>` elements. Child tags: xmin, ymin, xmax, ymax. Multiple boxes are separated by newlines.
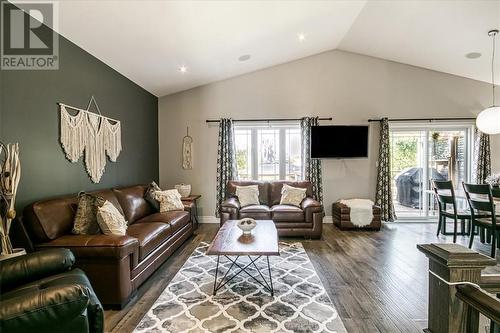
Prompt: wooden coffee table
<box><xmin>206</xmin><ymin>220</ymin><xmax>279</xmax><ymax>296</ymax></box>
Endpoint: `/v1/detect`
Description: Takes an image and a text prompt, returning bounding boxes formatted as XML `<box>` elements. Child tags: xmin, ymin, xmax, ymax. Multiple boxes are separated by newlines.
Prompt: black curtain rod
<box><xmin>206</xmin><ymin>117</ymin><xmax>333</xmax><ymax>123</ymax></box>
<box><xmin>368</xmin><ymin>117</ymin><xmax>476</xmax><ymax>123</ymax></box>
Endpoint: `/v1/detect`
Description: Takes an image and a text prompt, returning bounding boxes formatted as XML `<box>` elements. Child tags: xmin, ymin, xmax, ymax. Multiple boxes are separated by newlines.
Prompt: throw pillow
<box><xmin>155</xmin><ymin>189</ymin><xmax>184</xmax><ymax>212</ymax></box>
<box><xmin>235</xmin><ymin>185</ymin><xmax>260</xmax><ymax>207</ymax></box>
<box><xmin>280</xmin><ymin>184</ymin><xmax>307</xmax><ymax>207</ymax></box>
<box><xmin>96</xmin><ymin>200</ymin><xmax>128</xmax><ymax>236</ymax></box>
<box><xmin>72</xmin><ymin>192</ymin><xmax>106</xmax><ymax>235</ymax></box>
<box><xmin>145</xmin><ymin>181</ymin><xmax>162</xmax><ymax>211</ymax></box>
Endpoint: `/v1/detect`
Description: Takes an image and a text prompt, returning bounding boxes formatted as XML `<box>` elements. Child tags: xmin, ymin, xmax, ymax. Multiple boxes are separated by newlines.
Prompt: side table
<box><xmin>181</xmin><ymin>194</ymin><xmax>201</xmax><ymax>230</ymax></box>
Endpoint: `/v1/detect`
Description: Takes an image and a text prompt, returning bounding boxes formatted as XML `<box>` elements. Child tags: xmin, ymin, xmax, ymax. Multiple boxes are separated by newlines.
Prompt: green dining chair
<box><xmin>432</xmin><ymin>180</ymin><xmax>471</xmax><ymax>243</ymax></box>
<box><xmin>462</xmin><ymin>182</ymin><xmax>499</xmax><ymax>258</ymax></box>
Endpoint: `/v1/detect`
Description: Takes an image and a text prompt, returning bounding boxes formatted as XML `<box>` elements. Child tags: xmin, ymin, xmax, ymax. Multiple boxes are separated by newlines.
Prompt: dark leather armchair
<box><xmin>220</xmin><ymin>180</ymin><xmax>323</xmax><ymax>238</ymax></box>
<box><xmin>0</xmin><ymin>248</ymin><xmax>103</xmax><ymax>333</ymax></box>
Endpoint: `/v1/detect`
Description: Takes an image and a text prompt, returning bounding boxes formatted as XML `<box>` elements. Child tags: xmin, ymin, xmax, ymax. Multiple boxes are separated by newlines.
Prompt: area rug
<box><xmin>134</xmin><ymin>242</ymin><xmax>347</xmax><ymax>333</ymax></box>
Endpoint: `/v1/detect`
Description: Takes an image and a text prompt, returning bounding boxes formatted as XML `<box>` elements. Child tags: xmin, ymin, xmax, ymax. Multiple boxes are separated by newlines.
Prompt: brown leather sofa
<box><xmin>20</xmin><ymin>185</ymin><xmax>193</xmax><ymax>307</ymax></box>
<box><xmin>220</xmin><ymin>180</ymin><xmax>323</xmax><ymax>238</ymax></box>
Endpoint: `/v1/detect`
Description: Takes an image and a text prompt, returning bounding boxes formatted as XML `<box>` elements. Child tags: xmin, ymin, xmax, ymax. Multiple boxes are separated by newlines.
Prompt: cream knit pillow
<box><xmin>96</xmin><ymin>200</ymin><xmax>128</xmax><ymax>236</ymax></box>
<box><xmin>235</xmin><ymin>185</ymin><xmax>260</xmax><ymax>207</ymax></box>
<box><xmin>155</xmin><ymin>189</ymin><xmax>184</xmax><ymax>212</ymax></box>
<box><xmin>280</xmin><ymin>184</ymin><xmax>307</xmax><ymax>207</ymax></box>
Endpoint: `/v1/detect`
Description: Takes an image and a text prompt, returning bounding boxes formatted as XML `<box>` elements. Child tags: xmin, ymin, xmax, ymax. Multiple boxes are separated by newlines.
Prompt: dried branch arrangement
<box><xmin>0</xmin><ymin>142</ymin><xmax>21</xmax><ymax>255</ymax></box>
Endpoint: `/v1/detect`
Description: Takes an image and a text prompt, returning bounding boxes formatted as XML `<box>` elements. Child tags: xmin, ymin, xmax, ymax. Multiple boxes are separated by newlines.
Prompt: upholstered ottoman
<box><xmin>332</xmin><ymin>202</ymin><xmax>382</xmax><ymax>230</ymax></box>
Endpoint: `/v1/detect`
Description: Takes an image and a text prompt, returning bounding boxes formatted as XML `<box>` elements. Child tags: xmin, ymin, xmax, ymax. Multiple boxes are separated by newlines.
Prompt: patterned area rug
<box><xmin>134</xmin><ymin>242</ymin><xmax>347</xmax><ymax>333</ymax></box>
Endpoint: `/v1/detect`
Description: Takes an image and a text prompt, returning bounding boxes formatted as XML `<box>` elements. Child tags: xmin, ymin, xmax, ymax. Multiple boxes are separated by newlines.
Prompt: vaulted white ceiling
<box><xmin>53</xmin><ymin>0</ymin><xmax>500</xmax><ymax>97</ymax></box>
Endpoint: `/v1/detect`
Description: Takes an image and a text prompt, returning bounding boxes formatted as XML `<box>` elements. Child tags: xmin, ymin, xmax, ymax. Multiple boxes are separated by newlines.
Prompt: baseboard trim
<box><xmin>199</xmin><ymin>216</ymin><xmax>220</xmax><ymax>224</ymax></box>
<box><xmin>199</xmin><ymin>216</ymin><xmax>333</xmax><ymax>224</ymax></box>
<box><xmin>323</xmin><ymin>216</ymin><xmax>333</xmax><ymax>224</ymax></box>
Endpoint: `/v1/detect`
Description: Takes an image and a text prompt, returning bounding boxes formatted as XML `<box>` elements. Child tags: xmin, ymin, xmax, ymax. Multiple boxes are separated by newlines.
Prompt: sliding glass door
<box><xmin>390</xmin><ymin>123</ymin><xmax>473</xmax><ymax>220</ymax></box>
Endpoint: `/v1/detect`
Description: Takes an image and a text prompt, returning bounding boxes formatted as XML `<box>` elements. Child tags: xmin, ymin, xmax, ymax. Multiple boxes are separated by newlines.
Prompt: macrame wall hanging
<box><xmin>58</xmin><ymin>96</ymin><xmax>122</xmax><ymax>183</ymax></box>
<box><xmin>182</xmin><ymin>127</ymin><xmax>193</xmax><ymax>169</ymax></box>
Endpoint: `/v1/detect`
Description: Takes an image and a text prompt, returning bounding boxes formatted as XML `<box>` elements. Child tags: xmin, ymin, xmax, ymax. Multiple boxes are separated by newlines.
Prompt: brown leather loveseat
<box><xmin>220</xmin><ymin>180</ymin><xmax>323</xmax><ymax>238</ymax></box>
<box><xmin>20</xmin><ymin>185</ymin><xmax>193</xmax><ymax>307</ymax></box>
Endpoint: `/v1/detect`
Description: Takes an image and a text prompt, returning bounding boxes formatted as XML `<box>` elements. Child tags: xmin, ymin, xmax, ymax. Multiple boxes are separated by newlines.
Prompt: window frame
<box><xmin>389</xmin><ymin>120</ymin><xmax>475</xmax><ymax>221</ymax></box>
<box><xmin>234</xmin><ymin>122</ymin><xmax>302</xmax><ymax>181</ymax></box>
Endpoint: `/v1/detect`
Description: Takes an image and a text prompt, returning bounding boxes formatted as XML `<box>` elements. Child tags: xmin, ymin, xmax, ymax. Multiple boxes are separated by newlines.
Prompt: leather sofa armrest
<box><xmin>302</xmin><ymin>197</ymin><xmax>324</xmax><ymax>226</ymax></box>
<box><xmin>221</xmin><ymin>197</ymin><xmax>241</xmax><ymax>210</ymax></box>
<box><xmin>0</xmin><ymin>284</ymin><xmax>90</xmax><ymax>332</ymax></box>
<box><xmin>301</xmin><ymin>197</ymin><xmax>322</xmax><ymax>210</ymax></box>
<box><xmin>36</xmin><ymin>234</ymin><xmax>139</xmax><ymax>260</ymax></box>
<box><xmin>220</xmin><ymin>197</ymin><xmax>240</xmax><ymax>226</ymax></box>
<box><xmin>0</xmin><ymin>248</ymin><xmax>75</xmax><ymax>292</ymax></box>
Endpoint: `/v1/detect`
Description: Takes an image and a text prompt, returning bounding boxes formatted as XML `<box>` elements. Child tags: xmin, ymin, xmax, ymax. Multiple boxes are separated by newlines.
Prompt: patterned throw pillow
<box><xmin>280</xmin><ymin>184</ymin><xmax>307</xmax><ymax>207</ymax></box>
<box><xmin>96</xmin><ymin>200</ymin><xmax>128</xmax><ymax>236</ymax></box>
<box><xmin>155</xmin><ymin>189</ymin><xmax>184</xmax><ymax>212</ymax></box>
<box><xmin>72</xmin><ymin>192</ymin><xmax>106</xmax><ymax>235</ymax></box>
<box><xmin>235</xmin><ymin>185</ymin><xmax>260</xmax><ymax>207</ymax></box>
<box><xmin>145</xmin><ymin>181</ymin><xmax>162</xmax><ymax>211</ymax></box>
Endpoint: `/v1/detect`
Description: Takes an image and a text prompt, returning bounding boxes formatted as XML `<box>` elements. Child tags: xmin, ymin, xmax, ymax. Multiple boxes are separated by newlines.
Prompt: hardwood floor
<box><xmin>104</xmin><ymin>222</ymin><xmax>500</xmax><ymax>333</ymax></box>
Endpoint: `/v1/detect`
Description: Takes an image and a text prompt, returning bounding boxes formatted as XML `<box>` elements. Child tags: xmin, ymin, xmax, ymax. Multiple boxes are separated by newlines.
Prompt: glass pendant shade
<box><xmin>476</xmin><ymin>105</ymin><xmax>500</xmax><ymax>134</ymax></box>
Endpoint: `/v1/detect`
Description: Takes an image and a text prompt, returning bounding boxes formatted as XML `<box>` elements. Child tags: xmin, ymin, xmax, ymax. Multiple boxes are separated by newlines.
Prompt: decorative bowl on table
<box><xmin>237</xmin><ymin>218</ymin><xmax>257</xmax><ymax>235</ymax></box>
<box><xmin>174</xmin><ymin>184</ymin><xmax>191</xmax><ymax>198</ymax></box>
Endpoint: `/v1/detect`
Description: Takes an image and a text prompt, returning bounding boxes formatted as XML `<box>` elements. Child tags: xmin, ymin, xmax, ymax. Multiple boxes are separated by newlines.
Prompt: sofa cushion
<box><xmin>96</xmin><ymin>200</ymin><xmax>128</xmax><ymax>235</ymax></box>
<box><xmin>24</xmin><ymin>197</ymin><xmax>78</xmax><ymax>243</ymax></box>
<box><xmin>279</xmin><ymin>184</ymin><xmax>307</xmax><ymax>207</ymax></box>
<box><xmin>23</xmin><ymin>189</ymin><xmax>121</xmax><ymax>243</ymax></box>
<box><xmin>270</xmin><ymin>181</ymin><xmax>313</xmax><ymax>206</ymax></box>
<box><xmin>239</xmin><ymin>205</ymin><xmax>271</xmax><ymax>219</ymax></box>
<box><xmin>144</xmin><ymin>181</ymin><xmax>161</xmax><ymax>212</ymax></box>
<box><xmin>126</xmin><ymin>223</ymin><xmax>172</xmax><ymax>260</ymax></box>
<box><xmin>135</xmin><ymin>211</ymin><xmax>190</xmax><ymax>234</ymax></box>
<box><xmin>155</xmin><ymin>189</ymin><xmax>184</xmax><ymax>212</ymax></box>
<box><xmin>113</xmin><ymin>185</ymin><xmax>152</xmax><ymax>224</ymax></box>
<box><xmin>90</xmin><ymin>189</ymin><xmax>124</xmax><ymax>215</ymax></box>
<box><xmin>72</xmin><ymin>193</ymin><xmax>106</xmax><ymax>235</ymax></box>
<box><xmin>271</xmin><ymin>205</ymin><xmax>304</xmax><ymax>222</ymax></box>
<box><xmin>235</xmin><ymin>185</ymin><xmax>260</xmax><ymax>207</ymax></box>
<box><xmin>226</xmin><ymin>180</ymin><xmax>270</xmax><ymax>205</ymax></box>
<box><xmin>36</xmin><ymin>234</ymin><xmax>139</xmax><ymax>259</ymax></box>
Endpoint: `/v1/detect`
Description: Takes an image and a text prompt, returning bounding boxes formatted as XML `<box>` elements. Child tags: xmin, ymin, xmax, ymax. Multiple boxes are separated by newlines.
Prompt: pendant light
<box><xmin>476</xmin><ymin>29</ymin><xmax>500</xmax><ymax>135</ymax></box>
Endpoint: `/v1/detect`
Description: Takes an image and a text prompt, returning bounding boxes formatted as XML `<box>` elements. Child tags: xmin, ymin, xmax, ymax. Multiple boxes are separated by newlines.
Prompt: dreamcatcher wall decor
<box><xmin>58</xmin><ymin>96</ymin><xmax>122</xmax><ymax>183</ymax></box>
<box><xmin>182</xmin><ymin>127</ymin><xmax>193</xmax><ymax>169</ymax></box>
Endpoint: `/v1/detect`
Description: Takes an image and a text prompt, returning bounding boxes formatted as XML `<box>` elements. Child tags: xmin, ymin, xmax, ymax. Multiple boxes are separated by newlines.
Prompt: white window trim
<box><xmin>389</xmin><ymin>120</ymin><xmax>475</xmax><ymax>221</ymax></box>
<box><xmin>235</xmin><ymin>122</ymin><xmax>302</xmax><ymax>181</ymax></box>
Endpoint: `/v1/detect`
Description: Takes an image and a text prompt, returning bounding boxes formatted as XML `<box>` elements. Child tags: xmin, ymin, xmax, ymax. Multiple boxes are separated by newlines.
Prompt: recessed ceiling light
<box><xmin>238</xmin><ymin>54</ymin><xmax>251</xmax><ymax>62</ymax></box>
<box><xmin>297</xmin><ymin>32</ymin><xmax>306</xmax><ymax>42</ymax></box>
<box><xmin>178</xmin><ymin>65</ymin><xmax>188</xmax><ymax>73</ymax></box>
<box><xmin>465</xmin><ymin>52</ymin><xmax>481</xmax><ymax>59</ymax></box>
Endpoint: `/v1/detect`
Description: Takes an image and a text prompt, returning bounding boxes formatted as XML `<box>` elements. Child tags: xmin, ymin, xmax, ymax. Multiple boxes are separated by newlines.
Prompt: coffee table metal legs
<box><xmin>267</xmin><ymin>256</ymin><xmax>273</xmax><ymax>295</ymax></box>
<box><xmin>212</xmin><ymin>255</ymin><xmax>274</xmax><ymax>296</ymax></box>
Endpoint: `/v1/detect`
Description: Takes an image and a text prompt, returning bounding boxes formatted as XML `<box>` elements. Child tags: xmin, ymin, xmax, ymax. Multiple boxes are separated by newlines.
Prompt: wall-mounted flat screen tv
<box><xmin>311</xmin><ymin>125</ymin><xmax>369</xmax><ymax>158</ymax></box>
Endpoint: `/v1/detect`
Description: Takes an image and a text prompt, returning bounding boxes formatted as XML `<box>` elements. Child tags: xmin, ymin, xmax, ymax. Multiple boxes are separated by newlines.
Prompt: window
<box><xmin>389</xmin><ymin>122</ymin><xmax>474</xmax><ymax>220</ymax></box>
<box><xmin>234</xmin><ymin>123</ymin><xmax>302</xmax><ymax>181</ymax></box>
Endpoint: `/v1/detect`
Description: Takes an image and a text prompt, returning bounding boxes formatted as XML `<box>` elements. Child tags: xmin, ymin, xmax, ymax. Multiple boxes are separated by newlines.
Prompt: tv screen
<box><xmin>311</xmin><ymin>125</ymin><xmax>369</xmax><ymax>158</ymax></box>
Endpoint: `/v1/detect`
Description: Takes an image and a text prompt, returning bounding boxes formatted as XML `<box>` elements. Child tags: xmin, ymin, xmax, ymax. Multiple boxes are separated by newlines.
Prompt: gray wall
<box><xmin>1</xmin><ymin>33</ymin><xmax>158</xmax><ymax>209</ymax></box>
<box><xmin>158</xmin><ymin>49</ymin><xmax>500</xmax><ymax>218</ymax></box>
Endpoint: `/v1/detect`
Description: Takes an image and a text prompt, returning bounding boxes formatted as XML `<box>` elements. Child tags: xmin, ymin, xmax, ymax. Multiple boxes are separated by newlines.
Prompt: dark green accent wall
<box><xmin>0</xmin><ymin>26</ymin><xmax>158</xmax><ymax>209</ymax></box>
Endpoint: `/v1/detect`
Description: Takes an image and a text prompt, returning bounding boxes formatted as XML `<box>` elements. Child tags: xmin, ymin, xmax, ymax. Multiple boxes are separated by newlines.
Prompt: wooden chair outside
<box><xmin>463</xmin><ymin>182</ymin><xmax>499</xmax><ymax>258</ymax></box>
<box><xmin>433</xmin><ymin>180</ymin><xmax>471</xmax><ymax>243</ymax></box>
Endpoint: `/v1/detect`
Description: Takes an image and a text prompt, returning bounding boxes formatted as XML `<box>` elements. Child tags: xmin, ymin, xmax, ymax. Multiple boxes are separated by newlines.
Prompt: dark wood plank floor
<box><xmin>104</xmin><ymin>222</ymin><xmax>500</xmax><ymax>333</ymax></box>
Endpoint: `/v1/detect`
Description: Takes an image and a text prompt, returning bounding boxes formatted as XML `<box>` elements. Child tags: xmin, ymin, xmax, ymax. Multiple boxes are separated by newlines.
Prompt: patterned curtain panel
<box><xmin>300</xmin><ymin>117</ymin><xmax>323</xmax><ymax>202</ymax></box>
<box><xmin>375</xmin><ymin>118</ymin><xmax>397</xmax><ymax>222</ymax></box>
<box><xmin>473</xmin><ymin>128</ymin><xmax>491</xmax><ymax>184</ymax></box>
<box><xmin>215</xmin><ymin>118</ymin><xmax>237</xmax><ymax>217</ymax></box>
